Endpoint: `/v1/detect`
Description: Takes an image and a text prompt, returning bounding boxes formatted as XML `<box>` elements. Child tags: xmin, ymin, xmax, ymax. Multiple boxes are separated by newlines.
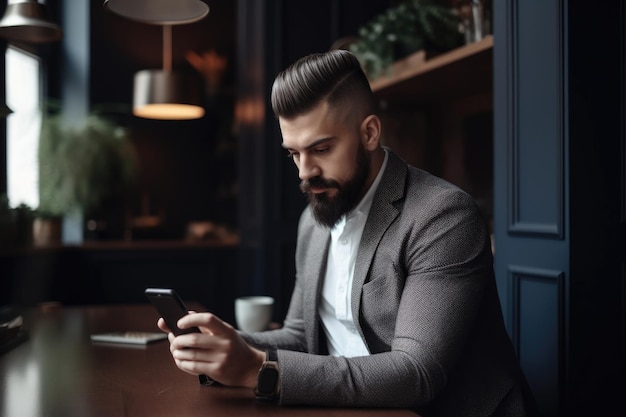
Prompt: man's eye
<box><xmin>287</xmin><ymin>152</ymin><xmax>298</xmax><ymax>159</ymax></box>
<box><xmin>314</xmin><ymin>147</ymin><xmax>329</xmax><ymax>154</ymax></box>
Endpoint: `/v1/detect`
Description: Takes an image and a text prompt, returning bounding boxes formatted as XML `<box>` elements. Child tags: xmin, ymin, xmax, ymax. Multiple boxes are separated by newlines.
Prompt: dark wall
<box><xmin>1</xmin><ymin>243</ymin><xmax>238</xmax><ymax>322</ymax></box>
<box><xmin>567</xmin><ymin>0</ymin><xmax>624</xmax><ymax>414</ymax></box>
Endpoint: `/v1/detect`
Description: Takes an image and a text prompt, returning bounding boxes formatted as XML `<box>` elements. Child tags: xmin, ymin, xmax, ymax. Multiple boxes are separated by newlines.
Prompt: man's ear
<box><xmin>360</xmin><ymin>114</ymin><xmax>381</xmax><ymax>151</ymax></box>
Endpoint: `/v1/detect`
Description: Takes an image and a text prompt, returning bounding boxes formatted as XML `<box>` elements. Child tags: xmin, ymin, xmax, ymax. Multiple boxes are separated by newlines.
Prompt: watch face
<box><xmin>258</xmin><ymin>367</ymin><xmax>279</xmax><ymax>394</ymax></box>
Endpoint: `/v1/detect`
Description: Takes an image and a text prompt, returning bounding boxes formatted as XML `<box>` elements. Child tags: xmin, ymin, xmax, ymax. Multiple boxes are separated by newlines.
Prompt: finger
<box><xmin>203</xmin><ymin>314</ymin><xmax>235</xmax><ymax>336</ymax></box>
<box><xmin>174</xmin><ymin>313</ymin><xmax>213</xmax><ymax>336</ymax></box>
<box><xmin>171</xmin><ymin>332</ymin><xmax>206</xmax><ymax>351</ymax></box>
<box><xmin>177</xmin><ymin>312</ymin><xmax>234</xmax><ymax>336</ymax></box>
<box><xmin>175</xmin><ymin>312</ymin><xmax>206</xmax><ymax>330</ymax></box>
<box><xmin>157</xmin><ymin>318</ymin><xmax>171</xmax><ymax>333</ymax></box>
<box><xmin>172</xmin><ymin>345</ymin><xmax>216</xmax><ymax>363</ymax></box>
<box><xmin>175</xmin><ymin>357</ymin><xmax>209</xmax><ymax>377</ymax></box>
<box><xmin>170</xmin><ymin>338</ymin><xmax>226</xmax><ymax>374</ymax></box>
<box><xmin>170</xmin><ymin>332</ymin><xmax>229</xmax><ymax>354</ymax></box>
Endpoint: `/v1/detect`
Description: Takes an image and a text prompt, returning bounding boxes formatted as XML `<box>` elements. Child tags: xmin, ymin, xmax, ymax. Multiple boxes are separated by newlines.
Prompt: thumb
<box><xmin>178</xmin><ymin>312</ymin><xmax>234</xmax><ymax>336</ymax></box>
<box><xmin>201</xmin><ymin>313</ymin><xmax>235</xmax><ymax>336</ymax></box>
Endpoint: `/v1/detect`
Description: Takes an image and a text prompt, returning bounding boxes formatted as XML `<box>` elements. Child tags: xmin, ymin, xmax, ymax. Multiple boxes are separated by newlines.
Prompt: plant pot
<box><xmin>33</xmin><ymin>217</ymin><xmax>62</xmax><ymax>246</ymax></box>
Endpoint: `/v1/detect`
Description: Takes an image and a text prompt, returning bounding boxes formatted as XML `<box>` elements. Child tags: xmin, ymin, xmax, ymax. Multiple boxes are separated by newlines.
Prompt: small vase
<box><xmin>33</xmin><ymin>217</ymin><xmax>62</xmax><ymax>246</ymax></box>
<box><xmin>461</xmin><ymin>0</ymin><xmax>484</xmax><ymax>44</ymax></box>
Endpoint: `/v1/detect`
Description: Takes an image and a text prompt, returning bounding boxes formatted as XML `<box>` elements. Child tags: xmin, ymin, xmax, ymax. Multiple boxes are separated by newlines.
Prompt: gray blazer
<box><xmin>244</xmin><ymin>150</ymin><xmax>535</xmax><ymax>417</ymax></box>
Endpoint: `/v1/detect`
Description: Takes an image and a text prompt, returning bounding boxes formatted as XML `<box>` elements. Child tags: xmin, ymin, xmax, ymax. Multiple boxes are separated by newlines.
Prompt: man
<box><xmin>158</xmin><ymin>50</ymin><xmax>537</xmax><ymax>416</ymax></box>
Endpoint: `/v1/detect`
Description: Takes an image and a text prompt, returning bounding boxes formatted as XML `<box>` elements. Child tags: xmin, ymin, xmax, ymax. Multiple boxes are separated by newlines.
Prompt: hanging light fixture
<box><xmin>104</xmin><ymin>0</ymin><xmax>209</xmax><ymax>120</ymax></box>
<box><xmin>103</xmin><ymin>0</ymin><xmax>209</xmax><ymax>25</ymax></box>
<box><xmin>133</xmin><ymin>24</ymin><xmax>205</xmax><ymax>120</ymax></box>
<box><xmin>0</xmin><ymin>0</ymin><xmax>63</xmax><ymax>43</ymax></box>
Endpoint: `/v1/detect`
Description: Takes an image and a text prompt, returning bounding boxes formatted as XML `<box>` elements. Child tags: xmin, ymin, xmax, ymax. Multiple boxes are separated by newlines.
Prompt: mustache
<box><xmin>300</xmin><ymin>177</ymin><xmax>340</xmax><ymax>194</ymax></box>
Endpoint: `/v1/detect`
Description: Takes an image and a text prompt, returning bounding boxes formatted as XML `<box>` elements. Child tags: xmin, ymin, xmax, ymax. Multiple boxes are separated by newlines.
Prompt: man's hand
<box><xmin>157</xmin><ymin>312</ymin><xmax>265</xmax><ymax>388</ymax></box>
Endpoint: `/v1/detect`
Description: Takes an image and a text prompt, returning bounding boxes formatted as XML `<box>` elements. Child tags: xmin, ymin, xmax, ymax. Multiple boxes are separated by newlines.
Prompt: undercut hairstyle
<box><xmin>271</xmin><ymin>49</ymin><xmax>376</xmax><ymax>119</ymax></box>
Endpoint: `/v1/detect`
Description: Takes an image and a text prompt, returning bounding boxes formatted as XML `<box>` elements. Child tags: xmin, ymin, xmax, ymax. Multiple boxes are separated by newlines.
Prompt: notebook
<box><xmin>90</xmin><ymin>331</ymin><xmax>168</xmax><ymax>345</ymax></box>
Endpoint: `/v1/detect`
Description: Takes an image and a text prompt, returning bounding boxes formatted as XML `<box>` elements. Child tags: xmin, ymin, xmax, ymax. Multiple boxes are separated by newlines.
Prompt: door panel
<box><xmin>493</xmin><ymin>1</ymin><xmax>566</xmax><ymax>415</ymax></box>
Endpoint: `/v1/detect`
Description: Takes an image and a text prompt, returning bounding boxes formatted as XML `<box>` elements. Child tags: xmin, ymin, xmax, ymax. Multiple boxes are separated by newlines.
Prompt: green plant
<box><xmin>0</xmin><ymin>196</ymin><xmax>36</xmax><ymax>247</ymax></box>
<box><xmin>38</xmin><ymin>112</ymin><xmax>138</xmax><ymax>217</ymax></box>
<box><xmin>349</xmin><ymin>0</ymin><xmax>463</xmax><ymax>78</ymax></box>
<box><xmin>0</xmin><ymin>196</ymin><xmax>33</xmax><ymax>221</ymax></box>
<box><xmin>13</xmin><ymin>203</ymin><xmax>35</xmax><ymax>219</ymax></box>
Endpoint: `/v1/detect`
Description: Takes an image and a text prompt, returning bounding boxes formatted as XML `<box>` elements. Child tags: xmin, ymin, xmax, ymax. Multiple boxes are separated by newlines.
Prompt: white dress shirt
<box><xmin>319</xmin><ymin>149</ymin><xmax>388</xmax><ymax>357</ymax></box>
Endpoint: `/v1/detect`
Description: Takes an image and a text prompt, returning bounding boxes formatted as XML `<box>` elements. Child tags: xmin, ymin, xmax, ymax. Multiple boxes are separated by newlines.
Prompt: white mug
<box><xmin>234</xmin><ymin>296</ymin><xmax>274</xmax><ymax>332</ymax></box>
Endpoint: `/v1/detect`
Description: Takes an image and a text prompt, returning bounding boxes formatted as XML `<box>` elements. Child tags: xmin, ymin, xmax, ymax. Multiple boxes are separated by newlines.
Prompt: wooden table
<box><xmin>0</xmin><ymin>304</ymin><xmax>418</xmax><ymax>417</ymax></box>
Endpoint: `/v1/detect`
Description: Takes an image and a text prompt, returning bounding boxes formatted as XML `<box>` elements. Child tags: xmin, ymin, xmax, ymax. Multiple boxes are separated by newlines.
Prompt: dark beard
<box><xmin>300</xmin><ymin>145</ymin><xmax>370</xmax><ymax>228</ymax></box>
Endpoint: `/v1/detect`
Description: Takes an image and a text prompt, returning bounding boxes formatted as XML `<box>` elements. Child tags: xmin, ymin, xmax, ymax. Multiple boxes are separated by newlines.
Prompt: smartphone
<box><xmin>144</xmin><ymin>288</ymin><xmax>200</xmax><ymax>336</ymax></box>
<box><xmin>144</xmin><ymin>288</ymin><xmax>214</xmax><ymax>386</ymax></box>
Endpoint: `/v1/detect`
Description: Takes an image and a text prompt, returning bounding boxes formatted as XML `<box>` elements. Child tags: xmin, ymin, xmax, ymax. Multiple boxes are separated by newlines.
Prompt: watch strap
<box><xmin>254</xmin><ymin>348</ymin><xmax>280</xmax><ymax>402</ymax></box>
<box><xmin>266</xmin><ymin>348</ymin><xmax>278</xmax><ymax>362</ymax></box>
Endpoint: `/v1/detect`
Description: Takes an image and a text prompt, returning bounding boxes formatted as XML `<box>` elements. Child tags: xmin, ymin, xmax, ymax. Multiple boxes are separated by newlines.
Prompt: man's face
<box><xmin>280</xmin><ymin>101</ymin><xmax>371</xmax><ymax>228</ymax></box>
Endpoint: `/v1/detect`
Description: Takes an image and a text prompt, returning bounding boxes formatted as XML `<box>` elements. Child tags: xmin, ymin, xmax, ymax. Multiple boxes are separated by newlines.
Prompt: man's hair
<box><xmin>271</xmin><ymin>49</ymin><xmax>375</xmax><ymax>119</ymax></box>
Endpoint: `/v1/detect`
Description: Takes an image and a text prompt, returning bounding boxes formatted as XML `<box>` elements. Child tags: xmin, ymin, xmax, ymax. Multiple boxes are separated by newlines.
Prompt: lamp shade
<box><xmin>133</xmin><ymin>70</ymin><xmax>205</xmax><ymax>120</ymax></box>
<box><xmin>104</xmin><ymin>0</ymin><xmax>209</xmax><ymax>25</ymax></box>
<box><xmin>0</xmin><ymin>0</ymin><xmax>62</xmax><ymax>43</ymax></box>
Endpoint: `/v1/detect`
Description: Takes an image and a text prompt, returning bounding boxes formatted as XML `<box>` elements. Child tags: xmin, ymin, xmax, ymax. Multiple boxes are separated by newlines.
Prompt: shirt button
<box><xmin>339</xmin><ymin>238</ymin><xmax>348</xmax><ymax>245</ymax></box>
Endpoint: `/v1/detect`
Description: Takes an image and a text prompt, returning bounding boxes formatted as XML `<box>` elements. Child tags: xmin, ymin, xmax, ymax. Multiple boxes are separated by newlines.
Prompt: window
<box><xmin>5</xmin><ymin>45</ymin><xmax>43</xmax><ymax>209</ymax></box>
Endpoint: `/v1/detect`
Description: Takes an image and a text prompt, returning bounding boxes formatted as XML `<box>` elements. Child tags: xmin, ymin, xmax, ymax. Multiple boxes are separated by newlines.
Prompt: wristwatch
<box><xmin>254</xmin><ymin>349</ymin><xmax>280</xmax><ymax>402</ymax></box>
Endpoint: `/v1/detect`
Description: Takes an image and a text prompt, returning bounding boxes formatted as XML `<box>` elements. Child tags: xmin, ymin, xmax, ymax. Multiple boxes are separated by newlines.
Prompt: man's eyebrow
<box><xmin>282</xmin><ymin>137</ymin><xmax>335</xmax><ymax>150</ymax></box>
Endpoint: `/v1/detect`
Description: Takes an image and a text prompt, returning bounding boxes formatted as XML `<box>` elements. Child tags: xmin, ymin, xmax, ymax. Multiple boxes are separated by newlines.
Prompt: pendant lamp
<box><xmin>103</xmin><ymin>0</ymin><xmax>209</xmax><ymax>120</ymax></box>
<box><xmin>133</xmin><ymin>24</ymin><xmax>205</xmax><ymax>120</ymax></box>
<box><xmin>0</xmin><ymin>0</ymin><xmax>62</xmax><ymax>43</ymax></box>
<box><xmin>103</xmin><ymin>0</ymin><xmax>209</xmax><ymax>25</ymax></box>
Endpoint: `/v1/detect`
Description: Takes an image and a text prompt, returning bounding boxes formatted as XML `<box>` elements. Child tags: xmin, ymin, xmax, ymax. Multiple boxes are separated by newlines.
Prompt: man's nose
<box><xmin>297</xmin><ymin>154</ymin><xmax>320</xmax><ymax>181</ymax></box>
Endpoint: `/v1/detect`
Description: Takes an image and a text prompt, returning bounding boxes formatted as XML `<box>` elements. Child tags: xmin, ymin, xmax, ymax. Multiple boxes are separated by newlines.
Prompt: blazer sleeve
<box><xmin>240</xmin><ymin>277</ymin><xmax>308</xmax><ymax>353</ymax></box>
<box><xmin>240</xmin><ymin>208</ymin><xmax>319</xmax><ymax>353</ymax></box>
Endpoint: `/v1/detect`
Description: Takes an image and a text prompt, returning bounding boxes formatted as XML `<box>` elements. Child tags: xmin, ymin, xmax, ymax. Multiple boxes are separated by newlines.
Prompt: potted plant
<box><xmin>0</xmin><ymin>195</ymin><xmax>36</xmax><ymax>249</ymax></box>
<box><xmin>36</xmin><ymin>111</ymin><xmax>138</xmax><ymax>244</ymax></box>
<box><xmin>349</xmin><ymin>0</ymin><xmax>464</xmax><ymax>79</ymax></box>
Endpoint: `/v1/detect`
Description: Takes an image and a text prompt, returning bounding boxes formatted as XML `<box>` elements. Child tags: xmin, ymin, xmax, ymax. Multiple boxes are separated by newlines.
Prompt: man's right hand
<box><xmin>161</xmin><ymin>312</ymin><xmax>265</xmax><ymax>388</ymax></box>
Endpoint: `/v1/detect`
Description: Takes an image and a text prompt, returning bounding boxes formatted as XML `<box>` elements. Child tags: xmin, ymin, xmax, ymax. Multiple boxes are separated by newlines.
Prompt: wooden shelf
<box><xmin>370</xmin><ymin>35</ymin><xmax>493</xmax><ymax>105</ymax></box>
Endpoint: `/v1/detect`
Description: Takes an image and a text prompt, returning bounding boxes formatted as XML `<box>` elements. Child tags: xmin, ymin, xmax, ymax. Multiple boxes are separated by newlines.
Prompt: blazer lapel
<box><xmin>351</xmin><ymin>150</ymin><xmax>406</xmax><ymax>338</ymax></box>
<box><xmin>303</xmin><ymin>224</ymin><xmax>330</xmax><ymax>354</ymax></box>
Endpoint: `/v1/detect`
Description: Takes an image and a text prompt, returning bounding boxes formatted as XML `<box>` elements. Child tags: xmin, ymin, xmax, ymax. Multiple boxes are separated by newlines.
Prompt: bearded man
<box><xmin>157</xmin><ymin>49</ymin><xmax>538</xmax><ymax>417</ymax></box>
